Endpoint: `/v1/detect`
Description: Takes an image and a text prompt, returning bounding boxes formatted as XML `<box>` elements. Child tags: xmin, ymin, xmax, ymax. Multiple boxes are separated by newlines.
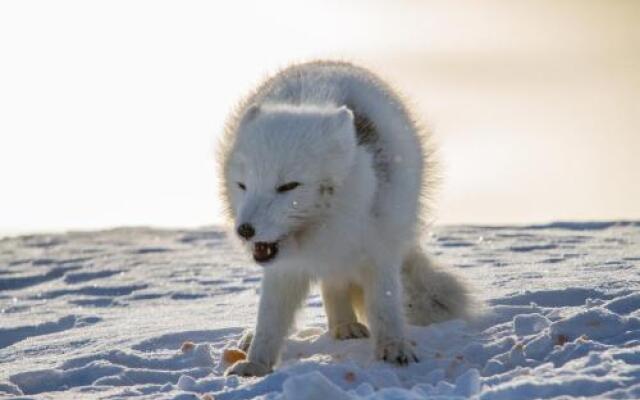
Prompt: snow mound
<box><xmin>1</xmin><ymin>222</ymin><xmax>639</xmax><ymax>399</ymax></box>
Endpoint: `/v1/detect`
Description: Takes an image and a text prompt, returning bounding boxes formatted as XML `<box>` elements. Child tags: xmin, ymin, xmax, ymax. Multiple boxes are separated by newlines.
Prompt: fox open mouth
<box><xmin>253</xmin><ymin>242</ymin><xmax>279</xmax><ymax>263</ymax></box>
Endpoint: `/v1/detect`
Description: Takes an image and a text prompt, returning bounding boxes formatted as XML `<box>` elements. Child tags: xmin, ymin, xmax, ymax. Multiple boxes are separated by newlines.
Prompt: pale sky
<box><xmin>1</xmin><ymin>0</ymin><xmax>638</xmax><ymax>235</ymax></box>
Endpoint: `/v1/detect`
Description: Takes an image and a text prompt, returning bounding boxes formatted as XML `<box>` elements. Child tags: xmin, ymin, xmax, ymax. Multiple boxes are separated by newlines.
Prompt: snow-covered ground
<box><xmin>1</xmin><ymin>222</ymin><xmax>640</xmax><ymax>399</ymax></box>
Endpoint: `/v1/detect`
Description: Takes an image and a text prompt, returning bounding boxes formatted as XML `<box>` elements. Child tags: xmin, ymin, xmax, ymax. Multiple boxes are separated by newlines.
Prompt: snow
<box><xmin>1</xmin><ymin>221</ymin><xmax>639</xmax><ymax>399</ymax></box>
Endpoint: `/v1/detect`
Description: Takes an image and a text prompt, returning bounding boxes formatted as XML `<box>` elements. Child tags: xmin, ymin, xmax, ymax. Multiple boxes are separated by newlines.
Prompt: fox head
<box><xmin>223</xmin><ymin>104</ymin><xmax>356</xmax><ymax>264</ymax></box>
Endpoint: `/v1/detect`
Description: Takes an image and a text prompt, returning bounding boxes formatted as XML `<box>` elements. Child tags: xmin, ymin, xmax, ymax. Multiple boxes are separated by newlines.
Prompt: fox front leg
<box><xmin>363</xmin><ymin>258</ymin><xmax>419</xmax><ymax>365</ymax></box>
<box><xmin>225</xmin><ymin>269</ymin><xmax>309</xmax><ymax>377</ymax></box>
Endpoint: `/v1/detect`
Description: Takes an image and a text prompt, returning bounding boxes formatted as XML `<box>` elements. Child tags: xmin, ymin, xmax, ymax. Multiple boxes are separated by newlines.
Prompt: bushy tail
<box><xmin>401</xmin><ymin>247</ymin><xmax>470</xmax><ymax>326</ymax></box>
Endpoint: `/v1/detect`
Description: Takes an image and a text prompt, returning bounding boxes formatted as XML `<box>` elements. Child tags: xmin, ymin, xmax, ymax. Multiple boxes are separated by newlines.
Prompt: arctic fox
<box><xmin>218</xmin><ymin>61</ymin><xmax>469</xmax><ymax>377</ymax></box>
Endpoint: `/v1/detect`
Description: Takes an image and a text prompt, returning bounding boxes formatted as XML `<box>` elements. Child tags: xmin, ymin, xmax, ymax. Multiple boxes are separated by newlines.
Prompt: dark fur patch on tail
<box><xmin>432</xmin><ymin>297</ymin><xmax>449</xmax><ymax>313</ymax></box>
<box><xmin>354</xmin><ymin>111</ymin><xmax>378</xmax><ymax>146</ymax></box>
<box><xmin>352</xmin><ymin>108</ymin><xmax>391</xmax><ymax>183</ymax></box>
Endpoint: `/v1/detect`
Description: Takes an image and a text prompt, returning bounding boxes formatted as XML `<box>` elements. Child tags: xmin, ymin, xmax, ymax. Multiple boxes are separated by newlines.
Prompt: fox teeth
<box><xmin>252</xmin><ymin>241</ymin><xmax>279</xmax><ymax>263</ymax></box>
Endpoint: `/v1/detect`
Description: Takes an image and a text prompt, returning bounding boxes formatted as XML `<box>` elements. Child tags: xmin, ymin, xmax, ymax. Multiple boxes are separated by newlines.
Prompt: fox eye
<box><xmin>276</xmin><ymin>182</ymin><xmax>301</xmax><ymax>193</ymax></box>
<box><xmin>237</xmin><ymin>182</ymin><xmax>246</xmax><ymax>190</ymax></box>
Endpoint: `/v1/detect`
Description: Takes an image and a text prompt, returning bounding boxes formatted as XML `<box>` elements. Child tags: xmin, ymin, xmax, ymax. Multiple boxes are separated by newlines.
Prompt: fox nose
<box><xmin>237</xmin><ymin>223</ymin><xmax>255</xmax><ymax>240</ymax></box>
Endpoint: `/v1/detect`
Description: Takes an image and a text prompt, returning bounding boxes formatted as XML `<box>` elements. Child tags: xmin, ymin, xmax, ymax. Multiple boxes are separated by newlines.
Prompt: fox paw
<box><xmin>376</xmin><ymin>339</ymin><xmax>419</xmax><ymax>365</ymax></box>
<box><xmin>331</xmin><ymin>321</ymin><xmax>370</xmax><ymax>340</ymax></box>
<box><xmin>225</xmin><ymin>360</ymin><xmax>270</xmax><ymax>377</ymax></box>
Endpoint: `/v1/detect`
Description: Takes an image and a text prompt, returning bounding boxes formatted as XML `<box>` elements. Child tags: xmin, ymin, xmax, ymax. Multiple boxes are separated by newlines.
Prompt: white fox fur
<box><xmin>218</xmin><ymin>61</ymin><xmax>469</xmax><ymax>377</ymax></box>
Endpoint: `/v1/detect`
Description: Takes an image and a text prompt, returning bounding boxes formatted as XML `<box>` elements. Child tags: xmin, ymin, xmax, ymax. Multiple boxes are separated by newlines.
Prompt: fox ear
<box><xmin>240</xmin><ymin>103</ymin><xmax>260</xmax><ymax>125</ymax></box>
<box><xmin>332</xmin><ymin>105</ymin><xmax>355</xmax><ymax>147</ymax></box>
<box><xmin>335</xmin><ymin>105</ymin><xmax>354</xmax><ymax>128</ymax></box>
<box><xmin>324</xmin><ymin>105</ymin><xmax>356</xmax><ymax>178</ymax></box>
<box><xmin>329</xmin><ymin>105</ymin><xmax>356</xmax><ymax>146</ymax></box>
<box><xmin>330</xmin><ymin>106</ymin><xmax>357</xmax><ymax>160</ymax></box>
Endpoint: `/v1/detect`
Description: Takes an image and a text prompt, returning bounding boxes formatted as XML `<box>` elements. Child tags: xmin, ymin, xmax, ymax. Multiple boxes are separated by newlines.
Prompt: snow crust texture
<box><xmin>1</xmin><ymin>221</ymin><xmax>640</xmax><ymax>399</ymax></box>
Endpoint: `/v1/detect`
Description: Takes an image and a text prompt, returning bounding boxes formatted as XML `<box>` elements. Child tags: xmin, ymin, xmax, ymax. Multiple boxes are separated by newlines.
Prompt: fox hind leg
<box><xmin>321</xmin><ymin>281</ymin><xmax>369</xmax><ymax>340</ymax></box>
